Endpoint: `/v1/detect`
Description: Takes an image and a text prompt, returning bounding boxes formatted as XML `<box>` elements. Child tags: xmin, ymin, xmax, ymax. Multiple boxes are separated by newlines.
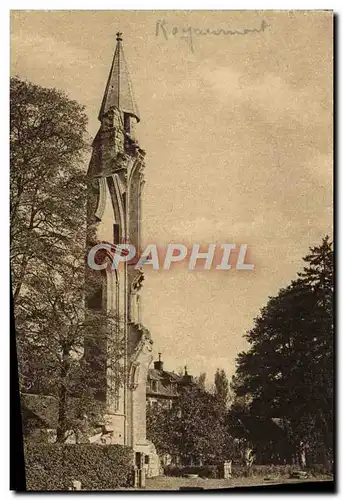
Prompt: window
<box><xmin>124</xmin><ymin>113</ymin><xmax>131</xmax><ymax>135</ymax></box>
<box><xmin>113</xmin><ymin>223</ymin><xmax>120</xmax><ymax>245</ymax></box>
<box><xmin>87</xmin><ymin>285</ymin><xmax>103</xmax><ymax>310</ymax></box>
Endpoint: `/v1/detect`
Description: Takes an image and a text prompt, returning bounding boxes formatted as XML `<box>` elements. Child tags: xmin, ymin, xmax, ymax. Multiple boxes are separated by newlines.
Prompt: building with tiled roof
<box><xmin>146</xmin><ymin>354</ymin><xmax>193</xmax><ymax>408</ymax></box>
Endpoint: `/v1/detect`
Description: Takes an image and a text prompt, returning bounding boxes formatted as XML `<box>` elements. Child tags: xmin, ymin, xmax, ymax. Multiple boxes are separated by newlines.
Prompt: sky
<box><xmin>10</xmin><ymin>10</ymin><xmax>333</xmax><ymax>384</ymax></box>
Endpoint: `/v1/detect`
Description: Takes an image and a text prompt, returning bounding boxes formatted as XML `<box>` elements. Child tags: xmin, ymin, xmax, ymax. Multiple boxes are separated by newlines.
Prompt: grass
<box><xmin>141</xmin><ymin>474</ymin><xmax>333</xmax><ymax>491</ymax></box>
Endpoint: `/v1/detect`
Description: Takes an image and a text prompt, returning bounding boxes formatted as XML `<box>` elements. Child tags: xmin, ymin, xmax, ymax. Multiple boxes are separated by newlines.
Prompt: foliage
<box><xmin>24</xmin><ymin>443</ymin><xmax>132</xmax><ymax>491</ymax></box>
<box><xmin>146</xmin><ymin>402</ymin><xmax>173</xmax><ymax>457</ymax></box>
<box><xmin>17</xmin><ymin>260</ymin><xmax>125</xmax><ymax>441</ymax></box>
<box><xmin>10</xmin><ymin>76</ymin><xmax>88</xmax><ymax>305</ymax></box>
<box><xmin>164</xmin><ymin>464</ymin><xmax>219</xmax><ymax>478</ymax></box>
<box><xmin>214</xmin><ymin>368</ymin><xmax>229</xmax><ymax>407</ymax></box>
<box><xmin>11</xmin><ymin>77</ymin><xmax>125</xmax><ymax>441</ymax></box>
<box><xmin>147</xmin><ymin>385</ymin><xmax>231</xmax><ymax>465</ymax></box>
<box><xmin>229</xmin><ymin>237</ymin><xmax>334</xmax><ymax>466</ymax></box>
<box><xmin>11</xmin><ymin>76</ymin><xmax>88</xmax><ymax>396</ymax></box>
<box><xmin>230</xmin><ymin>464</ymin><xmax>332</xmax><ymax>478</ymax></box>
<box><xmin>197</xmin><ymin>372</ymin><xmax>206</xmax><ymax>390</ymax></box>
<box><xmin>164</xmin><ymin>463</ymin><xmax>332</xmax><ymax>480</ymax></box>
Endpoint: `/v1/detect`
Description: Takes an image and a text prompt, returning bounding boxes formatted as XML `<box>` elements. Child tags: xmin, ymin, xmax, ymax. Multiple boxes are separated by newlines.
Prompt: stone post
<box><xmin>222</xmin><ymin>460</ymin><xmax>232</xmax><ymax>479</ymax></box>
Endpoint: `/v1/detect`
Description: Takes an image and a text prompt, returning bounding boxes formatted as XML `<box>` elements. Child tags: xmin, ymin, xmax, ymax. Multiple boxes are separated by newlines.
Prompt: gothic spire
<box><xmin>98</xmin><ymin>32</ymin><xmax>140</xmax><ymax>122</ymax></box>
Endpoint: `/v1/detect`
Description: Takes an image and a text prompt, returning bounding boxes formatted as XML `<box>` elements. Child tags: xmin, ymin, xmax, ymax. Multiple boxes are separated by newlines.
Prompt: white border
<box><xmin>2</xmin><ymin>3</ymin><xmax>339</xmax><ymax>499</ymax></box>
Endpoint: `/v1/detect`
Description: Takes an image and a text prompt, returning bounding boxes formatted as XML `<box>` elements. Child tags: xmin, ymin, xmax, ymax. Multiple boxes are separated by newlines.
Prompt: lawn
<box><xmin>141</xmin><ymin>475</ymin><xmax>333</xmax><ymax>491</ymax></box>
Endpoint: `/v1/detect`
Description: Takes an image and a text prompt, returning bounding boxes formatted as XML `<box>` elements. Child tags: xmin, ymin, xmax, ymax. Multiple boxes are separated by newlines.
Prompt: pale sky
<box><xmin>11</xmin><ymin>10</ymin><xmax>333</xmax><ymax>384</ymax></box>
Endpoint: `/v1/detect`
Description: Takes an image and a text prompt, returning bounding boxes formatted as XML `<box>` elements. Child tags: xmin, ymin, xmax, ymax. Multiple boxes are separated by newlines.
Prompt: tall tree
<box><xmin>10</xmin><ymin>78</ymin><xmax>125</xmax><ymax>442</ymax></box>
<box><xmin>147</xmin><ymin>385</ymin><xmax>230</xmax><ymax>465</ymax></box>
<box><xmin>198</xmin><ymin>372</ymin><xmax>207</xmax><ymax>390</ymax></box>
<box><xmin>230</xmin><ymin>237</ymin><xmax>333</xmax><ymax>466</ymax></box>
<box><xmin>171</xmin><ymin>386</ymin><xmax>228</xmax><ymax>464</ymax></box>
<box><xmin>146</xmin><ymin>403</ymin><xmax>175</xmax><ymax>458</ymax></box>
<box><xmin>17</xmin><ymin>249</ymin><xmax>125</xmax><ymax>442</ymax></box>
<box><xmin>297</xmin><ymin>236</ymin><xmax>334</xmax><ymax>465</ymax></box>
<box><xmin>10</xmin><ymin>76</ymin><xmax>88</xmax><ymax>305</ymax></box>
<box><xmin>214</xmin><ymin>369</ymin><xmax>229</xmax><ymax>408</ymax></box>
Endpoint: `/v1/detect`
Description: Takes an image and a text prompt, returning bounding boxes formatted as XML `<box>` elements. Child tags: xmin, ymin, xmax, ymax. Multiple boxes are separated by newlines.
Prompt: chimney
<box><xmin>154</xmin><ymin>353</ymin><xmax>164</xmax><ymax>371</ymax></box>
<box><xmin>181</xmin><ymin>365</ymin><xmax>193</xmax><ymax>385</ymax></box>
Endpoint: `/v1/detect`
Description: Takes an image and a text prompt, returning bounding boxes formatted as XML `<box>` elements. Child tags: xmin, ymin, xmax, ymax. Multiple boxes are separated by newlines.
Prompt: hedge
<box><xmin>24</xmin><ymin>443</ymin><xmax>133</xmax><ymax>491</ymax></box>
<box><xmin>164</xmin><ymin>465</ymin><xmax>219</xmax><ymax>478</ymax></box>
<box><xmin>231</xmin><ymin>465</ymin><xmax>292</xmax><ymax>478</ymax></box>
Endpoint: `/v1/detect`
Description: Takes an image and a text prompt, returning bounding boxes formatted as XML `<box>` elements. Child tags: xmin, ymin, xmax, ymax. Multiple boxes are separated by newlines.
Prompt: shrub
<box><xmin>307</xmin><ymin>464</ymin><xmax>333</xmax><ymax>477</ymax></box>
<box><xmin>231</xmin><ymin>464</ymin><xmax>295</xmax><ymax>478</ymax></box>
<box><xmin>231</xmin><ymin>464</ymin><xmax>333</xmax><ymax>479</ymax></box>
<box><xmin>251</xmin><ymin>465</ymin><xmax>292</xmax><ymax>477</ymax></box>
<box><xmin>164</xmin><ymin>465</ymin><xmax>219</xmax><ymax>478</ymax></box>
<box><xmin>163</xmin><ymin>465</ymin><xmax>184</xmax><ymax>477</ymax></box>
<box><xmin>196</xmin><ymin>465</ymin><xmax>219</xmax><ymax>478</ymax></box>
<box><xmin>24</xmin><ymin>443</ymin><xmax>133</xmax><ymax>491</ymax></box>
<box><xmin>230</xmin><ymin>465</ymin><xmax>245</xmax><ymax>478</ymax></box>
<box><xmin>164</xmin><ymin>463</ymin><xmax>333</xmax><ymax>480</ymax></box>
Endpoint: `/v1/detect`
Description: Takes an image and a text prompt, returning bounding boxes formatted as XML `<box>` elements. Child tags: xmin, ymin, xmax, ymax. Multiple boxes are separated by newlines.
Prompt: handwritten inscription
<box><xmin>155</xmin><ymin>19</ymin><xmax>270</xmax><ymax>52</ymax></box>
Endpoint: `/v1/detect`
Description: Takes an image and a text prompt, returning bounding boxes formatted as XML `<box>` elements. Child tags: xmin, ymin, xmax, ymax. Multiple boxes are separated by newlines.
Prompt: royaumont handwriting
<box><xmin>155</xmin><ymin>19</ymin><xmax>270</xmax><ymax>52</ymax></box>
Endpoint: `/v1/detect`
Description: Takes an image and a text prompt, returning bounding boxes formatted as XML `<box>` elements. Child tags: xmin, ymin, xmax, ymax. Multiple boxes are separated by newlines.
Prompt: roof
<box><xmin>147</xmin><ymin>368</ymin><xmax>184</xmax><ymax>398</ymax></box>
<box><xmin>166</xmin><ymin>371</ymin><xmax>182</xmax><ymax>381</ymax></box>
<box><xmin>148</xmin><ymin>369</ymin><xmax>163</xmax><ymax>381</ymax></box>
<box><xmin>148</xmin><ymin>368</ymin><xmax>182</xmax><ymax>382</ymax></box>
<box><xmin>99</xmin><ymin>32</ymin><xmax>140</xmax><ymax>122</ymax></box>
<box><xmin>146</xmin><ymin>387</ymin><xmax>179</xmax><ymax>398</ymax></box>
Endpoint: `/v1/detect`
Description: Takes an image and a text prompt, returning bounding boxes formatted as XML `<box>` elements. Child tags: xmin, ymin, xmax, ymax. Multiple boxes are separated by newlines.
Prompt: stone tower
<box><xmin>86</xmin><ymin>32</ymin><xmax>153</xmax><ymax>454</ymax></box>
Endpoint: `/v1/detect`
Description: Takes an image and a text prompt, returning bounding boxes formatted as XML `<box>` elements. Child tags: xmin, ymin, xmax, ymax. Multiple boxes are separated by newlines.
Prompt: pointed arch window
<box><xmin>124</xmin><ymin>113</ymin><xmax>131</xmax><ymax>136</ymax></box>
<box><xmin>113</xmin><ymin>223</ymin><xmax>120</xmax><ymax>245</ymax></box>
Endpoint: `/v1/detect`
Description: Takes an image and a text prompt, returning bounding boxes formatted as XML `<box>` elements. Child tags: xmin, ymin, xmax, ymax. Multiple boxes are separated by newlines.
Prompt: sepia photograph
<box><xmin>10</xmin><ymin>9</ymin><xmax>333</xmax><ymax>492</ymax></box>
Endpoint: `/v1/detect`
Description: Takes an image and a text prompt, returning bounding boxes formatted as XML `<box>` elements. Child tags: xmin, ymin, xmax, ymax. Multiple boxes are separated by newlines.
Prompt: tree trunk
<box><xmin>13</xmin><ymin>254</ymin><xmax>29</xmax><ymax>305</ymax></box>
<box><xmin>56</xmin><ymin>349</ymin><xmax>70</xmax><ymax>443</ymax></box>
